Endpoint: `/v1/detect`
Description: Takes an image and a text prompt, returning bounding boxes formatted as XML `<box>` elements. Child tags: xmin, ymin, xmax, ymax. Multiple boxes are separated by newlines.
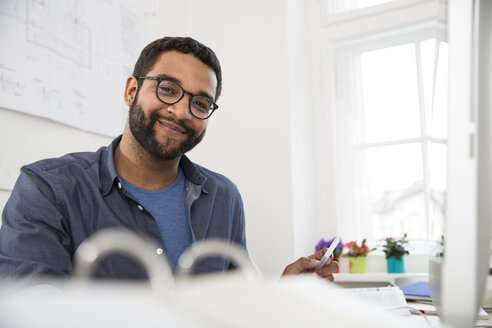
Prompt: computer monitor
<box><xmin>430</xmin><ymin>1</ymin><xmax>492</xmax><ymax>327</ymax></box>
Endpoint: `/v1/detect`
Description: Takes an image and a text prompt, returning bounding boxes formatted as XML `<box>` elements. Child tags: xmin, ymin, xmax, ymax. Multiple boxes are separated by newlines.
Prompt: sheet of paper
<box><xmin>0</xmin><ymin>0</ymin><xmax>146</xmax><ymax>137</ymax></box>
<box><xmin>337</xmin><ymin>286</ymin><xmax>407</xmax><ymax>309</ymax></box>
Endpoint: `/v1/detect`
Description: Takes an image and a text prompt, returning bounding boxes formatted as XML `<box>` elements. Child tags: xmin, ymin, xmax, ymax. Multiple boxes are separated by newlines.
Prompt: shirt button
<box><xmin>117</xmin><ymin>182</ymin><xmax>122</xmax><ymax>189</ymax></box>
<box><xmin>137</xmin><ymin>205</ymin><xmax>144</xmax><ymax>211</ymax></box>
<box><xmin>156</xmin><ymin>248</ymin><xmax>163</xmax><ymax>255</ymax></box>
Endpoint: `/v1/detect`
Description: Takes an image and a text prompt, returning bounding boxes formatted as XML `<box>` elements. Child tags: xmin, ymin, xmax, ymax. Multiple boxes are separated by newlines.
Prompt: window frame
<box><xmin>315</xmin><ymin>0</ymin><xmax>448</xmax><ymax>251</ymax></box>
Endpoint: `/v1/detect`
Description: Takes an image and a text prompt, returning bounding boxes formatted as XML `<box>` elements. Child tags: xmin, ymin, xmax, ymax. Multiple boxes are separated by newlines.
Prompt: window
<box><xmin>321</xmin><ymin>0</ymin><xmax>448</xmax><ymax>249</ymax></box>
<box><xmin>326</xmin><ymin>0</ymin><xmax>395</xmax><ymax>15</ymax></box>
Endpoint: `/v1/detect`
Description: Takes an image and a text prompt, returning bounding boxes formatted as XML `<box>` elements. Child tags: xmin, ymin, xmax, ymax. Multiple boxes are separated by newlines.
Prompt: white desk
<box><xmin>333</xmin><ymin>273</ymin><xmax>492</xmax><ymax>327</ymax></box>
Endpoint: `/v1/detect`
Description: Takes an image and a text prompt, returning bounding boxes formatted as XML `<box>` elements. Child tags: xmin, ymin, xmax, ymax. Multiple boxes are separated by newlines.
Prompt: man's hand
<box><xmin>281</xmin><ymin>248</ymin><xmax>339</xmax><ymax>282</ymax></box>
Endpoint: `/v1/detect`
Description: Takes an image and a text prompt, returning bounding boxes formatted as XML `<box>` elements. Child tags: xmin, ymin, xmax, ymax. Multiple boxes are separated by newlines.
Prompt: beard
<box><xmin>128</xmin><ymin>99</ymin><xmax>206</xmax><ymax>161</ymax></box>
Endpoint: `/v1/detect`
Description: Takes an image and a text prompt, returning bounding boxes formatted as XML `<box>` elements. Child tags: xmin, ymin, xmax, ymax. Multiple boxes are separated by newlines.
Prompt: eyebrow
<box><xmin>154</xmin><ymin>73</ymin><xmax>215</xmax><ymax>100</ymax></box>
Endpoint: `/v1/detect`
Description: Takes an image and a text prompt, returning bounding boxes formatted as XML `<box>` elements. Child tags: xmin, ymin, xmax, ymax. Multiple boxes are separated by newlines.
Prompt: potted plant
<box><xmin>344</xmin><ymin>239</ymin><xmax>373</xmax><ymax>273</ymax></box>
<box><xmin>381</xmin><ymin>233</ymin><xmax>410</xmax><ymax>273</ymax></box>
<box><xmin>315</xmin><ymin>237</ymin><xmax>344</xmax><ymax>272</ymax></box>
<box><xmin>434</xmin><ymin>235</ymin><xmax>444</xmax><ymax>258</ymax></box>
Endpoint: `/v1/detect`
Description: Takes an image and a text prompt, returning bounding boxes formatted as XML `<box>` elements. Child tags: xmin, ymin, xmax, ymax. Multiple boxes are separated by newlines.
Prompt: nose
<box><xmin>166</xmin><ymin>95</ymin><xmax>192</xmax><ymax>120</ymax></box>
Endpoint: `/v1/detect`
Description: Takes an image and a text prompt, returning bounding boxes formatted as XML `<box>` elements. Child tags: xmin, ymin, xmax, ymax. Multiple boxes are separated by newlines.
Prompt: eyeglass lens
<box><xmin>157</xmin><ymin>80</ymin><xmax>214</xmax><ymax>118</ymax></box>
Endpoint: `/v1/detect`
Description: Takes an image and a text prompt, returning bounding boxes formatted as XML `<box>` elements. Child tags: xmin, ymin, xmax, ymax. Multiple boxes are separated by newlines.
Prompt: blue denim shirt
<box><xmin>0</xmin><ymin>136</ymin><xmax>246</xmax><ymax>279</ymax></box>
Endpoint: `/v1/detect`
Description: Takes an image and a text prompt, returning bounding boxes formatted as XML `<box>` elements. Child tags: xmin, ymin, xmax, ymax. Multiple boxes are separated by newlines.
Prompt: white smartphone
<box><xmin>314</xmin><ymin>237</ymin><xmax>340</xmax><ymax>271</ymax></box>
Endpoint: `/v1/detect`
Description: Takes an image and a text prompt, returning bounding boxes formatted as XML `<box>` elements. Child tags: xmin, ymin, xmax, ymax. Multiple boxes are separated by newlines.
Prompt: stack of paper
<box><xmin>337</xmin><ymin>286</ymin><xmax>407</xmax><ymax>310</ymax></box>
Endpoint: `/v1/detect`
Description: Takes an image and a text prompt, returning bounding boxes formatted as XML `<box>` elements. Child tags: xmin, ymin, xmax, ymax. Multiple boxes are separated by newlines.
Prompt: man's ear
<box><xmin>124</xmin><ymin>76</ymin><xmax>138</xmax><ymax>106</ymax></box>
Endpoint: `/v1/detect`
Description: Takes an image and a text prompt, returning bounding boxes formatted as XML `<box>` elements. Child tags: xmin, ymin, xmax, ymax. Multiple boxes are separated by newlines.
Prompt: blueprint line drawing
<box><xmin>0</xmin><ymin>0</ymin><xmax>146</xmax><ymax>137</ymax></box>
<box><xmin>27</xmin><ymin>0</ymin><xmax>92</xmax><ymax>68</ymax></box>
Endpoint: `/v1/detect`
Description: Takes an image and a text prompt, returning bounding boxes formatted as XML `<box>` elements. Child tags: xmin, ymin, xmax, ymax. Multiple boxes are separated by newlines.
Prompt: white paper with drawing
<box><xmin>0</xmin><ymin>0</ymin><xmax>146</xmax><ymax>137</ymax></box>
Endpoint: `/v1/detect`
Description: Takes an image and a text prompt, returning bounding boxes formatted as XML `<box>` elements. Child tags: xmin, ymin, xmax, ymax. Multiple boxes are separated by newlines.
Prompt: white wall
<box><xmin>146</xmin><ymin>0</ymin><xmax>297</xmax><ymax>275</ymax></box>
<box><xmin>0</xmin><ymin>0</ymin><xmax>321</xmax><ymax>276</ymax></box>
<box><xmin>0</xmin><ymin>109</ymin><xmax>112</xmax><ymax>190</ymax></box>
<box><xmin>0</xmin><ymin>108</ymin><xmax>113</xmax><ymax>230</ymax></box>
<box><xmin>287</xmin><ymin>0</ymin><xmax>320</xmax><ymax>258</ymax></box>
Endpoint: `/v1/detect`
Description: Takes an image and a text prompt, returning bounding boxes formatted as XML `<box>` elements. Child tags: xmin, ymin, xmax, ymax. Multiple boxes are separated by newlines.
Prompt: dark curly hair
<box><xmin>132</xmin><ymin>36</ymin><xmax>222</xmax><ymax>100</ymax></box>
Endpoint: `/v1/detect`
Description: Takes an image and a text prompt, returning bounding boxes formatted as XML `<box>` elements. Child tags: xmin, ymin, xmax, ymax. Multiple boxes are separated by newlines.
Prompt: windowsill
<box><xmin>333</xmin><ymin>271</ymin><xmax>428</xmax><ymax>288</ymax></box>
<box><xmin>334</xmin><ymin>272</ymin><xmax>427</xmax><ymax>281</ymax></box>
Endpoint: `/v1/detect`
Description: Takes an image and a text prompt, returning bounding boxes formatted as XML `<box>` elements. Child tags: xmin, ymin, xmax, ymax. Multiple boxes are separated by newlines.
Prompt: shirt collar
<box><xmin>101</xmin><ymin>135</ymin><xmax>122</xmax><ymax>196</ymax></box>
<box><xmin>100</xmin><ymin>135</ymin><xmax>208</xmax><ymax>196</ymax></box>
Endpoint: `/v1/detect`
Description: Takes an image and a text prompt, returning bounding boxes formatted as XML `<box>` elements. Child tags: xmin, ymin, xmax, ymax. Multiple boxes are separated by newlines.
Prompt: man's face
<box><xmin>127</xmin><ymin>51</ymin><xmax>217</xmax><ymax>161</ymax></box>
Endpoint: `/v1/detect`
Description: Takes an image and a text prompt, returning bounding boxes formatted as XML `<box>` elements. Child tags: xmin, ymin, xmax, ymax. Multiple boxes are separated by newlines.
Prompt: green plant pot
<box><xmin>386</xmin><ymin>256</ymin><xmax>405</xmax><ymax>273</ymax></box>
<box><xmin>349</xmin><ymin>256</ymin><xmax>367</xmax><ymax>273</ymax></box>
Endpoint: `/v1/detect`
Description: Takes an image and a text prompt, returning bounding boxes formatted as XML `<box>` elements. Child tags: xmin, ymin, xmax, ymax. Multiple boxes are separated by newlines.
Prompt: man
<box><xmin>0</xmin><ymin>36</ymin><xmax>337</xmax><ymax>280</ymax></box>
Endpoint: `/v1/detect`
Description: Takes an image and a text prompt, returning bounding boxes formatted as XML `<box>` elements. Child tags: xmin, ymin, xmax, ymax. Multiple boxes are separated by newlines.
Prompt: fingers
<box><xmin>281</xmin><ymin>247</ymin><xmax>341</xmax><ymax>282</ymax></box>
<box><xmin>308</xmin><ymin>248</ymin><xmax>329</xmax><ymax>261</ymax></box>
<box><xmin>281</xmin><ymin>257</ymin><xmax>320</xmax><ymax>276</ymax></box>
<box><xmin>309</xmin><ymin>247</ymin><xmax>339</xmax><ymax>282</ymax></box>
<box><xmin>314</xmin><ymin>260</ymin><xmax>339</xmax><ymax>282</ymax></box>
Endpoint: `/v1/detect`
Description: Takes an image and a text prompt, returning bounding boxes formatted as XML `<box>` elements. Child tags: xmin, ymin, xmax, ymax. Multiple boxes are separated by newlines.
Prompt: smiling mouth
<box><xmin>157</xmin><ymin>119</ymin><xmax>187</xmax><ymax>137</ymax></box>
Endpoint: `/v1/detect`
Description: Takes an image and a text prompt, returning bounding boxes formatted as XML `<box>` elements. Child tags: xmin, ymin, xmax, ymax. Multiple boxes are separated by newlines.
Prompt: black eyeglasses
<box><xmin>137</xmin><ymin>76</ymin><xmax>218</xmax><ymax>119</ymax></box>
